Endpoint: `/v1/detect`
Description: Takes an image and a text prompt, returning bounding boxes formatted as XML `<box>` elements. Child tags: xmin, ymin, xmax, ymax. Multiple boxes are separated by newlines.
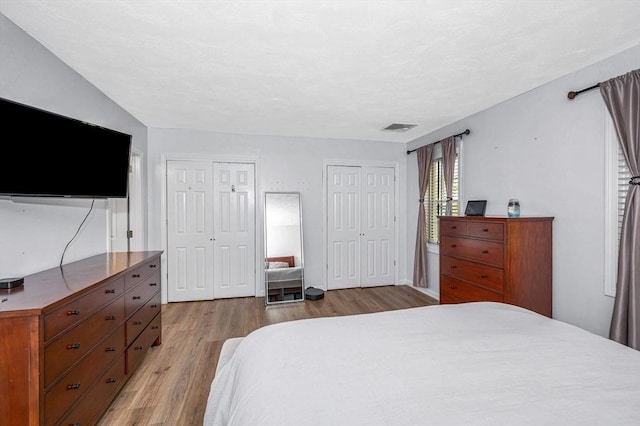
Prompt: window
<box><xmin>425</xmin><ymin>154</ymin><xmax>460</xmax><ymax>244</ymax></box>
<box><xmin>604</xmin><ymin>112</ymin><xmax>631</xmax><ymax>297</ymax></box>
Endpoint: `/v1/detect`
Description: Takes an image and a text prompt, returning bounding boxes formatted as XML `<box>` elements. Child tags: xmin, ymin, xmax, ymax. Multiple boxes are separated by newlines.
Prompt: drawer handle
<box><xmin>105</xmin><ymin>346</ymin><xmax>117</xmax><ymax>352</ymax></box>
<box><xmin>482</xmin><ymin>228</ymin><xmax>489</xmax><ymax>232</ymax></box>
<box><xmin>449</xmin><ymin>285</ymin><xmax>457</xmax><ymax>290</ymax></box>
<box><xmin>106</xmin><ymin>377</ymin><xmax>118</xmax><ymax>384</ymax></box>
<box><xmin>67</xmin><ymin>310</ymin><xmax>80</xmax><ymax>316</ymax></box>
<box><xmin>151</xmin><ymin>325</ymin><xmax>159</xmax><ymax>330</ymax></box>
<box><xmin>105</xmin><ymin>288</ymin><xmax>116</xmax><ymax>294</ymax></box>
<box><xmin>449</xmin><ymin>265</ymin><xmax>457</xmax><ymax>269</ymax></box>
<box><xmin>450</xmin><ymin>244</ymin><xmax>456</xmax><ymax>248</ymax></box>
<box><xmin>151</xmin><ymin>304</ymin><xmax>158</xmax><ymax>308</ymax></box>
<box><xmin>105</xmin><ymin>315</ymin><xmax>117</xmax><ymax>321</ymax></box>
<box><xmin>481</xmin><ymin>250</ymin><xmax>489</xmax><ymax>254</ymax></box>
<box><xmin>133</xmin><ymin>296</ymin><xmax>141</xmax><ymax>300</ymax></box>
<box><xmin>451</xmin><ymin>226</ymin><xmax>457</xmax><ymax>230</ymax></box>
<box><xmin>67</xmin><ymin>343</ymin><xmax>81</xmax><ymax>350</ymax></box>
<box><xmin>134</xmin><ymin>345</ymin><xmax>144</xmax><ymax>351</ymax></box>
<box><xmin>149</xmin><ymin>282</ymin><xmax>158</xmax><ymax>287</ymax></box>
<box><xmin>133</xmin><ymin>320</ymin><xmax>142</xmax><ymax>325</ymax></box>
<box><xmin>66</xmin><ymin>383</ymin><xmax>81</xmax><ymax>390</ymax></box>
<box><xmin>69</xmin><ymin>423</ymin><xmax>80</xmax><ymax>426</ymax></box>
<box><xmin>132</xmin><ymin>273</ymin><xmax>141</xmax><ymax>278</ymax></box>
<box><xmin>150</xmin><ymin>264</ymin><xmax>157</xmax><ymax>268</ymax></box>
<box><xmin>481</xmin><ymin>274</ymin><xmax>488</xmax><ymax>279</ymax></box>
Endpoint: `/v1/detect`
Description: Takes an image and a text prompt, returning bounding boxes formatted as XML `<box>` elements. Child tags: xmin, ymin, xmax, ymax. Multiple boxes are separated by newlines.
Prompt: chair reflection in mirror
<box><xmin>264</xmin><ymin>192</ymin><xmax>304</xmax><ymax>304</ymax></box>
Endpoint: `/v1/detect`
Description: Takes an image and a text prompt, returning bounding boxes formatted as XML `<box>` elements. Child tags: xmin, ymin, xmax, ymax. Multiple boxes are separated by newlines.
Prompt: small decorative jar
<box><xmin>507</xmin><ymin>199</ymin><xmax>520</xmax><ymax>217</ymax></box>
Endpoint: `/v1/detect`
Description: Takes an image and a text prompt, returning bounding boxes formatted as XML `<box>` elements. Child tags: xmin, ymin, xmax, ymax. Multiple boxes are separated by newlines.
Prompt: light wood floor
<box><xmin>98</xmin><ymin>285</ymin><xmax>438</xmax><ymax>426</ymax></box>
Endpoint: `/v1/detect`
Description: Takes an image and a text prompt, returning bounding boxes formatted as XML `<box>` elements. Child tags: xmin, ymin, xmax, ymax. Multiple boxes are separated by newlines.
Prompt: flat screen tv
<box><xmin>0</xmin><ymin>97</ymin><xmax>132</xmax><ymax>198</ymax></box>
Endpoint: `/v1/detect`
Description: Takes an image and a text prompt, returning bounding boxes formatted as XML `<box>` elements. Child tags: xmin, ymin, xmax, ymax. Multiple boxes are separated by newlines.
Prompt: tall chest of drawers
<box><xmin>0</xmin><ymin>251</ymin><xmax>162</xmax><ymax>426</ymax></box>
<box><xmin>438</xmin><ymin>216</ymin><xmax>553</xmax><ymax>317</ymax></box>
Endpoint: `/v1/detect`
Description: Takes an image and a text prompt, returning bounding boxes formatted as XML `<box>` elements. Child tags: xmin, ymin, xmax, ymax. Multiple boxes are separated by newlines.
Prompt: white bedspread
<box><xmin>266</xmin><ymin>266</ymin><xmax>302</xmax><ymax>283</ymax></box>
<box><xmin>204</xmin><ymin>302</ymin><xmax>640</xmax><ymax>426</ymax></box>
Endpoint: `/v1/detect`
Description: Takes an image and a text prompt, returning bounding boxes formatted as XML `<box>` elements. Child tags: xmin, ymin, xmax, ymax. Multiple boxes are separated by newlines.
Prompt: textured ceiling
<box><xmin>1</xmin><ymin>1</ymin><xmax>639</xmax><ymax>143</ymax></box>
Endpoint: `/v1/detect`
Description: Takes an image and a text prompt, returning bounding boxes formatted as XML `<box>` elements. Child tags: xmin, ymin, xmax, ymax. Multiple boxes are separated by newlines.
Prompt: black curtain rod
<box><xmin>406</xmin><ymin>129</ymin><xmax>470</xmax><ymax>155</ymax></box>
<box><xmin>567</xmin><ymin>83</ymin><xmax>600</xmax><ymax>100</ymax></box>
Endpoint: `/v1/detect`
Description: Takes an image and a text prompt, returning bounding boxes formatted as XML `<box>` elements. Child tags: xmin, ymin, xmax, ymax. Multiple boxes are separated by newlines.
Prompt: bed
<box><xmin>265</xmin><ymin>256</ymin><xmax>303</xmax><ymax>302</ymax></box>
<box><xmin>204</xmin><ymin>302</ymin><xmax>640</xmax><ymax>426</ymax></box>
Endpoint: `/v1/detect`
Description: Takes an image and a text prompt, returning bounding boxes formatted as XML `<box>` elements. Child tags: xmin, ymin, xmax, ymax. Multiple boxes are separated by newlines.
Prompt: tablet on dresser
<box><xmin>464</xmin><ymin>200</ymin><xmax>487</xmax><ymax>216</ymax></box>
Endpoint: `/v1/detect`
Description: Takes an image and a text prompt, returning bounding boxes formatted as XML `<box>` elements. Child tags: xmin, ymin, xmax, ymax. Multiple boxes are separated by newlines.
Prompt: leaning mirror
<box><xmin>264</xmin><ymin>192</ymin><xmax>304</xmax><ymax>305</ymax></box>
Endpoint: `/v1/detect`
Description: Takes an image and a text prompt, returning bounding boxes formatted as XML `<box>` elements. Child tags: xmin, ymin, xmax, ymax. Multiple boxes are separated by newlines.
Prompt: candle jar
<box><xmin>508</xmin><ymin>199</ymin><xmax>520</xmax><ymax>217</ymax></box>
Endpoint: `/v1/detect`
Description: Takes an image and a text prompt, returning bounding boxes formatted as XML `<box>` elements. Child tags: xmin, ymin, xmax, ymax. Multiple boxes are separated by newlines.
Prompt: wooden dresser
<box><xmin>438</xmin><ymin>216</ymin><xmax>553</xmax><ymax>317</ymax></box>
<box><xmin>0</xmin><ymin>251</ymin><xmax>162</xmax><ymax>426</ymax></box>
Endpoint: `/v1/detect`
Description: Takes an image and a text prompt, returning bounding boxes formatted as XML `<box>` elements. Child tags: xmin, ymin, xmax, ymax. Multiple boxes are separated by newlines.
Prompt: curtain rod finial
<box><xmin>464</xmin><ymin>129</ymin><xmax>470</xmax><ymax>135</ymax></box>
<box><xmin>567</xmin><ymin>91</ymin><xmax>577</xmax><ymax>100</ymax></box>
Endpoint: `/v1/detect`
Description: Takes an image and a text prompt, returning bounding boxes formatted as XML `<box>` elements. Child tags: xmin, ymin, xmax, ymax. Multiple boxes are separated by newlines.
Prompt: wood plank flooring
<box><xmin>98</xmin><ymin>285</ymin><xmax>438</xmax><ymax>426</ymax></box>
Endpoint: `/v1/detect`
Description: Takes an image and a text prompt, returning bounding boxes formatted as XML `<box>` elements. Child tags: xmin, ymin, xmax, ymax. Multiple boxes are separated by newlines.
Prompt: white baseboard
<box><xmin>399</xmin><ymin>281</ymin><xmax>439</xmax><ymax>300</ymax></box>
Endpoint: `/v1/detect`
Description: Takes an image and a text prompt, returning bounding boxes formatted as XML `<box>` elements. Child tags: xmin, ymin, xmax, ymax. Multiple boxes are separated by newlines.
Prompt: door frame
<box><xmin>108</xmin><ymin>148</ymin><xmax>144</xmax><ymax>252</ymax></box>
<box><xmin>160</xmin><ymin>153</ymin><xmax>261</xmax><ymax>304</ymax></box>
<box><xmin>322</xmin><ymin>159</ymin><xmax>399</xmax><ymax>290</ymax></box>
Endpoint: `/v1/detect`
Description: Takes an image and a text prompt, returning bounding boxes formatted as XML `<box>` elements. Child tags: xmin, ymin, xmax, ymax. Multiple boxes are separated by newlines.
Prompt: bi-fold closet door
<box><xmin>166</xmin><ymin>160</ymin><xmax>255</xmax><ymax>302</ymax></box>
<box><xmin>327</xmin><ymin>165</ymin><xmax>395</xmax><ymax>290</ymax></box>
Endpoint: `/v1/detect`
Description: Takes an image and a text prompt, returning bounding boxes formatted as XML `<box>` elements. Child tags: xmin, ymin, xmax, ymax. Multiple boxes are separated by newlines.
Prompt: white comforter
<box><xmin>266</xmin><ymin>266</ymin><xmax>302</xmax><ymax>283</ymax></box>
<box><xmin>204</xmin><ymin>302</ymin><xmax>640</xmax><ymax>426</ymax></box>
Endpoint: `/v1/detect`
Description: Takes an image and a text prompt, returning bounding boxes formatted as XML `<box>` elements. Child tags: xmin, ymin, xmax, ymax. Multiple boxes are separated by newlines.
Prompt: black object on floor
<box><xmin>0</xmin><ymin>277</ymin><xmax>24</xmax><ymax>289</ymax></box>
<box><xmin>305</xmin><ymin>287</ymin><xmax>324</xmax><ymax>300</ymax></box>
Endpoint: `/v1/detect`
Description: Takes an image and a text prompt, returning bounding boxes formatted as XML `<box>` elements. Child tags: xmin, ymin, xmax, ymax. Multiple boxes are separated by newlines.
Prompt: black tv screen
<box><xmin>0</xmin><ymin>97</ymin><xmax>132</xmax><ymax>198</ymax></box>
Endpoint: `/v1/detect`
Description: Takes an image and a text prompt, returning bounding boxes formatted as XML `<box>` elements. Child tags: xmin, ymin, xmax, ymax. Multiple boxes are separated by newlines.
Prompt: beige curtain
<box><xmin>441</xmin><ymin>136</ymin><xmax>456</xmax><ymax>216</ymax></box>
<box><xmin>600</xmin><ymin>69</ymin><xmax>640</xmax><ymax>350</ymax></box>
<box><xmin>413</xmin><ymin>144</ymin><xmax>434</xmax><ymax>288</ymax></box>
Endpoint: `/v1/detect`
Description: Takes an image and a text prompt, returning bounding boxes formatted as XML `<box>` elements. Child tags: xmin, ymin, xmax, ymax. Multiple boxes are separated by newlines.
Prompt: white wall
<box><xmin>267</xmin><ymin>225</ymin><xmax>301</xmax><ymax>263</ymax></box>
<box><xmin>0</xmin><ymin>14</ymin><xmax>148</xmax><ymax>277</ymax></box>
<box><xmin>147</xmin><ymin>129</ymin><xmax>408</xmax><ymax>299</ymax></box>
<box><xmin>406</xmin><ymin>44</ymin><xmax>640</xmax><ymax>337</ymax></box>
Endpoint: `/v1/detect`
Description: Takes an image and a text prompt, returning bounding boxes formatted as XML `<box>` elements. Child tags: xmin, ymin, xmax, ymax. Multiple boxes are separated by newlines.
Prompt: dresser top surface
<box><xmin>438</xmin><ymin>215</ymin><xmax>554</xmax><ymax>222</ymax></box>
<box><xmin>0</xmin><ymin>251</ymin><xmax>162</xmax><ymax>315</ymax></box>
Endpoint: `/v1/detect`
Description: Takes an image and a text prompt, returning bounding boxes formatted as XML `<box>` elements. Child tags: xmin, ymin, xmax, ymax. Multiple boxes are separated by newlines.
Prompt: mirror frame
<box><xmin>264</xmin><ymin>191</ymin><xmax>304</xmax><ymax>305</ymax></box>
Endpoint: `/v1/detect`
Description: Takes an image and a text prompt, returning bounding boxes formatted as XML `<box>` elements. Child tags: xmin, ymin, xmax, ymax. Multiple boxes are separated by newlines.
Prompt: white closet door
<box><xmin>361</xmin><ymin>166</ymin><xmax>395</xmax><ymax>287</ymax></box>
<box><xmin>327</xmin><ymin>165</ymin><xmax>361</xmax><ymax>290</ymax></box>
<box><xmin>327</xmin><ymin>165</ymin><xmax>396</xmax><ymax>290</ymax></box>
<box><xmin>213</xmin><ymin>162</ymin><xmax>256</xmax><ymax>298</ymax></box>
<box><xmin>167</xmin><ymin>160</ymin><xmax>215</xmax><ymax>302</ymax></box>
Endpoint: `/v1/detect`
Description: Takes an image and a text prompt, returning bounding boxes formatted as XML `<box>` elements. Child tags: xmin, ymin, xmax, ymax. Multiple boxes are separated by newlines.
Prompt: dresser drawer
<box><xmin>126</xmin><ymin>291</ymin><xmax>161</xmax><ymax>346</ymax></box>
<box><xmin>125</xmin><ymin>272</ymin><xmax>160</xmax><ymax>317</ymax></box>
<box><xmin>44</xmin><ymin>297</ymin><xmax>125</xmax><ymax>387</ymax></box>
<box><xmin>440</xmin><ymin>276</ymin><xmax>503</xmax><ymax>303</ymax></box>
<box><xmin>125</xmin><ymin>259</ymin><xmax>160</xmax><ymax>290</ymax></box>
<box><xmin>468</xmin><ymin>221</ymin><xmax>504</xmax><ymax>240</ymax></box>
<box><xmin>126</xmin><ymin>313</ymin><xmax>161</xmax><ymax>374</ymax></box>
<box><xmin>440</xmin><ymin>235</ymin><xmax>504</xmax><ymax>267</ymax></box>
<box><xmin>439</xmin><ymin>219</ymin><xmax>467</xmax><ymax>237</ymax></box>
<box><xmin>44</xmin><ymin>277</ymin><xmax>124</xmax><ymax>341</ymax></box>
<box><xmin>58</xmin><ymin>355</ymin><xmax>126</xmax><ymax>426</ymax></box>
<box><xmin>44</xmin><ymin>324</ymin><xmax>124</xmax><ymax>424</ymax></box>
<box><xmin>439</xmin><ymin>292</ymin><xmax>461</xmax><ymax>305</ymax></box>
<box><xmin>440</xmin><ymin>255</ymin><xmax>504</xmax><ymax>293</ymax></box>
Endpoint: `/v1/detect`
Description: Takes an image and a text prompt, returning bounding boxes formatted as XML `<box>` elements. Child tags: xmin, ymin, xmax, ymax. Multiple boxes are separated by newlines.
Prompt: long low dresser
<box><xmin>0</xmin><ymin>251</ymin><xmax>163</xmax><ymax>425</ymax></box>
<box><xmin>438</xmin><ymin>216</ymin><xmax>553</xmax><ymax>317</ymax></box>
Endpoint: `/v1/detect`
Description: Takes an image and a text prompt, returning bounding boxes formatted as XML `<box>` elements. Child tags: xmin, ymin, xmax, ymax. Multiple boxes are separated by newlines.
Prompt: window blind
<box><xmin>425</xmin><ymin>155</ymin><xmax>459</xmax><ymax>244</ymax></box>
<box><xmin>618</xmin><ymin>146</ymin><xmax>631</xmax><ymax>236</ymax></box>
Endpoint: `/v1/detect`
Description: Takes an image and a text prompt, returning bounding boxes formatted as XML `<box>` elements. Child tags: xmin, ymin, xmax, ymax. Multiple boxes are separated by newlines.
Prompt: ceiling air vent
<box><xmin>382</xmin><ymin>123</ymin><xmax>417</xmax><ymax>132</ymax></box>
